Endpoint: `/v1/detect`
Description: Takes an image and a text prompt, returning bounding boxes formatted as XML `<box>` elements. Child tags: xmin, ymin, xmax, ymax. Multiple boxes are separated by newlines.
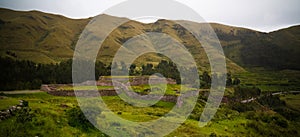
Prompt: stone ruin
<box><xmin>41</xmin><ymin>84</ymin><xmax>118</xmax><ymax>97</ymax></box>
<box><xmin>41</xmin><ymin>84</ymin><xmax>179</xmax><ymax>103</ymax></box>
<box><xmin>97</xmin><ymin>76</ymin><xmax>177</xmax><ymax>86</ymax></box>
<box><xmin>40</xmin><ymin>76</ymin><xmax>184</xmax><ymax>103</ymax></box>
<box><xmin>0</xmin><ymin>100</ymin><xmax>28</xmax><ymax>122</ymax></box>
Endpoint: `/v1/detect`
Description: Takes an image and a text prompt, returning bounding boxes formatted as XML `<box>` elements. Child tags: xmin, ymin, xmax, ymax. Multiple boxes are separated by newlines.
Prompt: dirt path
<box><xmin>1</xmin><ymin>90</ymin><xmax>43</xmax><ymax>94</ymax></box>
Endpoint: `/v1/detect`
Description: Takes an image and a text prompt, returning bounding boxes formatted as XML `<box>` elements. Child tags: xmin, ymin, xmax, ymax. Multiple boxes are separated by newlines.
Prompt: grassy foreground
<box><xmin>0</xmin><ymin>91</ymin><xmax>300</xmax><ymax>137</ymax></box>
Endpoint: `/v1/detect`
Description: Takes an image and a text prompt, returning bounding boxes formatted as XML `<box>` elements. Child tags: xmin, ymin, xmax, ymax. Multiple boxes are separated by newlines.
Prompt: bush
<box><xmin>0</xmin><ymin>105</ymin><xmax>34</xmax><ymax>137</ymax></box>
<box><xmin>233</xmin><ymin>86</ymin><xmax>261</xmax><ymax>100</ymax></box>
<box><xmin>273</xmin><ymin>115</ymin><xmax>288</xmax><ymax>128</ymax></box>
<box><xmin>230</xmin><ymin>102</ymin><xmax>257</xmax><ymax>112</ymax></box>
<box><xmin>245</xmin><ymin>112</ymin><xmax>295</xmax><ymax>136</ymax></box>
<box><xmin>66</xmin><ymin>107</ymin><xmax>100</xmax><ymax>131</ymax></box>
<box><xmin>274</xmin><ymin>107</ymin><xmax>300</xmax><ymax>120</ymax></box>
<box><xmin>16</xmin><ymin>107</ymin><xmax>33</xmax><ymax>123</ymax></box>
<box><xmin>258</xmin><ymin>95</ymin><xmax>285</xmax><ymax>108</ymax></box>
<box><xmin>209</xmin><ymin>132</ymin><xmax>217</xmax><ymax>137</ymax></box>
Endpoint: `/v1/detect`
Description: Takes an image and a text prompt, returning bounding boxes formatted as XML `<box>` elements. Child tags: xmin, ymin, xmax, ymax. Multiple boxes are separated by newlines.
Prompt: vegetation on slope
<box><xmin>2</xmin><ymin>8</ymin><xmax>299</xmax><ymax>71</ymax></box>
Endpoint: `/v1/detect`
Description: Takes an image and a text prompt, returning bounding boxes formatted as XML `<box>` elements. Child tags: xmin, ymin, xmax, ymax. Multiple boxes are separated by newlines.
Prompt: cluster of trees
<box><xmin>245</xmin><ymin>112</ymin><xmax>295</xmax><ymax>136</ymax></box>
<box><xmin>111</xmin><ymin>60</ymin><xmax>181</xmax><ymax>83</ymax></box>
<box><xmin>233</xmin><ymin>86</ymin><xmax>261</xmax><ymax>100</ymax></box>
<box><xmin>199</xmin><ymin>72</ymin><xmax>240</xmax><ymax>88</ymax></box>
<box><xmin>257</xmin><ymin>94</ymin><xmax>300</xmax><ymax>121</ymax></box>
<box><xmin>112</xmin><ymin>60</ymin><xmax>242</xmax><ymax>88</ymax></box>
<box><xmin>0</xmin><ymin>58</ymin><xmax>110</xmax><ymax>90</ymax></box>
<box><xmin>0</xmin><ymin>57</ymin><xmax>241</xmax><ymax>90</ymax></box>
<box><xmin>229</xmin><ymin>86</ymin><xmax>262</xmax><ymax>112</ymax></box>
<box><xmin>0</xmin><ymin>58</ymin><xmax>178</xmax><ymax>90</ymax></box>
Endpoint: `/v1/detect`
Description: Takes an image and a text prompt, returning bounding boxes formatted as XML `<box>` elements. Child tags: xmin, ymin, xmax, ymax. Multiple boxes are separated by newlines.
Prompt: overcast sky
<box><xmin>0</xmin><ymin>0</ymin><xmax>299</xmax><ymax>32</ymax></box>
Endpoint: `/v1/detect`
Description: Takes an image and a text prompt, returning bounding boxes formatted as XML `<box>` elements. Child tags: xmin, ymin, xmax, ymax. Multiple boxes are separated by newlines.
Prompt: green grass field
<box><xmin>233</xmin><ymin>70</ymin><xmax>300</xmax><ymax>92</ymax></box>
<box><xmin>1</xmin><ymin>90</ymin><xmax>299</xmax><ymax>137</ymax></box>
<box><xmin>57</xmin><ymin>86</ymin><xmax>114</xmax><ymax>91</ymax></box>
<box><xmin>56</xmin><ymin>84</ymin><xmax>196</xmax><ymax>96</ymax></box>
<box><xmin>0</xmin><ymin>97</ymin><xmax>19</xmax><ymax>110</ymax></box>
<box><xmin>0</xmin><ymin>69</ymin><xmax>300</xmax><ymax>136</ymax></box>
<box><xmin>281</xmin><ymin>94</ymin><xmax>300</xmax><ymax>112</ymax></box>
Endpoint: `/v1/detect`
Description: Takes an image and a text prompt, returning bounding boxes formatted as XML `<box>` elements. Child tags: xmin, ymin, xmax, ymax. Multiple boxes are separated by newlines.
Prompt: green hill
<box><xmin>0</xmin><ymin>8</ymin><xmax>89</xmax><ymax>63</ymax></box>
<box><xmin>0</xmin><ymin>8</ymin><xmax>299</xmax><ymax>71</ymax></box>
<box><xmin>217</xmin><ymin>23</ymin><xmax>300</xmax><ymax>70</ymax></box>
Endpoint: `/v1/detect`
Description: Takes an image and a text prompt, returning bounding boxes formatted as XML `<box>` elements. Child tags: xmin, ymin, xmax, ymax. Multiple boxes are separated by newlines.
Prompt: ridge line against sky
<box><xmin>0</xmin><ymin>0</ymin><xmax>299</xmax><ymax>32</ymax></box>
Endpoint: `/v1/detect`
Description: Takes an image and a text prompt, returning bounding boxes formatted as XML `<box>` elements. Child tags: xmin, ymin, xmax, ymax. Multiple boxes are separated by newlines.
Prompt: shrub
<box><xmin>258</xmin><ymin>95</ymin><xmax>285</xmax><ymax>108</ymax></box>
<box><xmin>274</xmin><ymin>107</ymin><xmax>300</xmax><ymax>120</ymax></box>
<box><xmin>230</xmin><ymin>102</ymin><xmax>257</xmax><ymax>112</ymax></box>
<box><xmin>233</xmin><ymin>86</ymin><xmax>261</xmax><ymax>100</ymax></box>
<box><xmin>66</xmin><ymin>107</ymin><xmax>100</xmax><ymax>131</ymax></box>
<box><xmin>16</xmin><ymin>107</ymin><xmax>33</xmax><ymax>123</ymax></box>
<box><xmin>273</xmin><ymin>115</ymin><xmax>288</xmax><ymax>128</ymax></box>
<box><xmin>209</xmin><ymin>132</ymin><xmax>217</xmax><ymax>137</ymax></box>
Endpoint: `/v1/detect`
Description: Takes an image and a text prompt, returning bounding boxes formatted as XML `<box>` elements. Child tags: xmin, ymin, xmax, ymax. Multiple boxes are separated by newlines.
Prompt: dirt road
<box><xmin>1</xmin><ymin>90</ymin><xmax>43</xmax><ymax>94</ymax></box>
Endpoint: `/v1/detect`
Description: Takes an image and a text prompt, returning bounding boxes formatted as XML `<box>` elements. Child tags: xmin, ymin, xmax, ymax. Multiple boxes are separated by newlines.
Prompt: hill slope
<box><xmin>216</xmin><ymin>23</ymin><xmax>300</xmax><ymax>70</ymax></box>
<box><xmin>0</xmin><ymin>8</ymin><xmax>89</xmax><ymax>63</ymax></box>
<box><xmin>0</xmin><ymin>8</ymin><xmax>299</xmax><ymax>71</ymax></box>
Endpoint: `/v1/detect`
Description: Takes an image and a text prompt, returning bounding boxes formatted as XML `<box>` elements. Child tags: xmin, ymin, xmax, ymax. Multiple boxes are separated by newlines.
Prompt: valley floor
<box><xmin>0</xmin><ymin>90</ymin><xmax>300</xmax><ymax>137</ymax></box>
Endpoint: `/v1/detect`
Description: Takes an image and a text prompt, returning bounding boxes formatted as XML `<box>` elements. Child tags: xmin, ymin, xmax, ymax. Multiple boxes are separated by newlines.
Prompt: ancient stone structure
<box><xmin>41</xmin><ymin>76</ymin><xmax>181</xmax><ymax>103</ymax></box>
<box><xmin>47</xmin><ymin>89</ymin><xmax>118</xmax><ymax>97</ymax></box>
<box><xmin>97</xmin><ymin>76</ymin><xmax>177</xmax><ymax>86</ymax></box>
<box><xmin>41</xmin><ymin>84</ymin><xmax>72</xmax><ymax>92</ymax></box>
<box><xmin>45</xmin><ymin>88</ymin><xmax>178</xmax><ymax>102</ymax></box>
<box><xmin>41</xmin><ymin>83</ymin><xmax>181</xmax><ymax>103</ymax></box>
<box><xmin>0</xmin><ymin>100</ymin><xmax>28</xmax><ymax>122</ymax></box>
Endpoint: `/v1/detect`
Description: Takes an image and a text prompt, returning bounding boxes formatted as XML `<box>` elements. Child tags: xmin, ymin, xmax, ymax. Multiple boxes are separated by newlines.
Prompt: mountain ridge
<box><xmin>2</xmin><ymin>8</ymin><xmax>299</xmax><ymax>33</ymax></box>
<box><xmin>0</xmin><ymin>8</ymin><xmax>299</xmax><ymax>71</ymax></box>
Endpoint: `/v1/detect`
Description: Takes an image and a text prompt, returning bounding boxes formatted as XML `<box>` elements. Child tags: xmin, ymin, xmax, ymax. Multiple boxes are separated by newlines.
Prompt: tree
<box><xmin>226</xmin><ymin>73</ymin><xmax>233</xmax><ymax>86</ymax></box>
<box><xmin>95</xmin><ymin>61</ymin><xmax>109</xmax><ymax>78</ymax></box>
<box><xmin>233</xmin><ymin>78</ymin><xmax>241</xmax><ymax>85</ymax></box>
<box><xmin>142</xmin><ymin>63</ymin><xmax>154</xmax><ymax>75</ymax></box>
<box><xmin>129</xmin><ymin>64</ymin><xmax>136</xmax><ymax>75</ymax></box>
<box><xmin>0</xmin><ymin>57</ymin><xmax>110</xmax><ymax>90</ymax></box>
<box><xmin>155</xmin><ymin>60</ymin><xmax>180</xmax><ymax>84</ymax></box>
<box><xmin>234</xmin><ymin>86</ymin><xmax>261</xmax><ymax>100</ymax></box>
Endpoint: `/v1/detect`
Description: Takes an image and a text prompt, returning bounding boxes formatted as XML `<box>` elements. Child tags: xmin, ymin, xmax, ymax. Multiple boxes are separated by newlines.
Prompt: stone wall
<box><xmin>98</xmin><ymin>76</ymin><xmax>177</xmax><ymax>86</ymax></box>
<box><xmin>47</xmin><ymin>89</ymin><xmax>118</xmax><ymax>97</ymax></box>
<box><xmin>40</xmin><ymin>84</ymin><xmax>72</xmax><ymax>92</ymax></box>
<box><xmin>0</xmin><ymin>100</ymin><xmax>28</xmax><ymax>122</ymax></box>
<box><xmin>161</xmin><ymin>95</ymin><xmax>177</xmax><ymax>103</ymax></box>
<box><xmin>41</xmin><ymin>84</ymin><xmax>179</xmax><ymax>103</ymax></box>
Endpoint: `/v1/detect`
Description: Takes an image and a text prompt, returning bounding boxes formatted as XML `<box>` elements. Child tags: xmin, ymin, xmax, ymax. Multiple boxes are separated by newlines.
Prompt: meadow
<box><xmin>1</xmin><ymin>86</ymin><xmax>300</xmax><ymax>137</ymax></box>
<box><xmin>1</xmin><ymin>70</ymin><xmax>300</xmax><ymax>136</ymax></box>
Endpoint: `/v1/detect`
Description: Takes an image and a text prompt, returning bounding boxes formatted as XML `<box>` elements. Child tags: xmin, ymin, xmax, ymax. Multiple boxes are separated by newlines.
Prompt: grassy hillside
<box><xmin>216</xmin><ymin>24</ymin><xmax>300</xmax><ymax>70</ymax></box>
<box><xmin>0</xmin><ymin>8</ymin><xmax>89</xmax><ymax>63</ymax></box>
<box><xmin>0</xmin><ymin>8</ymin><xmax>299</xmax><ymax>71</ymax></box>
